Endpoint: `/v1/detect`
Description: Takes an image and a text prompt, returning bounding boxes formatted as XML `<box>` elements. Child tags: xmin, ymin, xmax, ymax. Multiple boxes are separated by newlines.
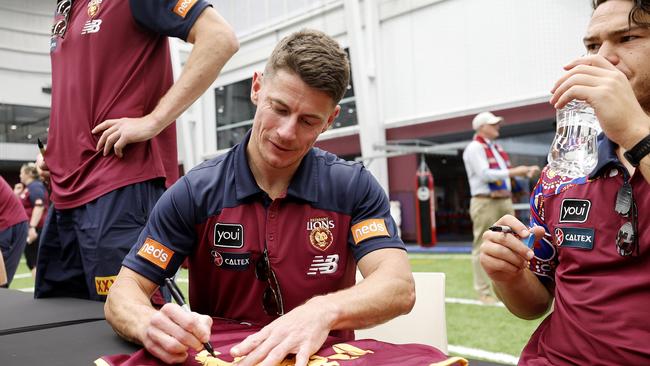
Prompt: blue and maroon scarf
<box><xmin>474</xmin><ymin>135</ymin><xmax>512</xmax><ymax>195</ymax></box>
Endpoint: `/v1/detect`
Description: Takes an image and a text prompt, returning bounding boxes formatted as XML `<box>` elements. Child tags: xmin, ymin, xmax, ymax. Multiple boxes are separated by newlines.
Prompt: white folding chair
<box><xmin>354</xmin><ymin>271</ymin><xmax>448</xmax><ymax>353</ymax></box>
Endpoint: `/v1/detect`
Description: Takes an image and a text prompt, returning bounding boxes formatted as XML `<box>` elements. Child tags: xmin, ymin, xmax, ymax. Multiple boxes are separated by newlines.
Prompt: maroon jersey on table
<box><xmin>96</xmin><ymin>318</ymin><xmax>467</xmax><ymax>366</ymax></box>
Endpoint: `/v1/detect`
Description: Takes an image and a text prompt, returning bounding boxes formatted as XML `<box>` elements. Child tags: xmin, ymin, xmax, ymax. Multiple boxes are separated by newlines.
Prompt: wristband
<box><xmin>623</xmin><ymin>133</ymin><xmax>650</xmax><ymax>167</ymax></box>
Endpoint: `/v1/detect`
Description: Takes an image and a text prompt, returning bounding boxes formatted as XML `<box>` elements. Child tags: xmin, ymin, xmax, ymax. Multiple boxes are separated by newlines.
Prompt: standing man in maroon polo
<box><xmin>36</xmin><ymin>0</ymin><xmax>239</xmax><ymax>300</ymax></box>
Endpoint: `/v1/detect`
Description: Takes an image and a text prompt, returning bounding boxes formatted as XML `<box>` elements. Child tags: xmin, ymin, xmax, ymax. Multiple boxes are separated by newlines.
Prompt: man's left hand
<box><xmin>550</xmin><ymin>55</ymin><xmax>650</xmax><ymax>149</ymax></box>
<box><xmin>230</xmin><ymin>298</ymin><xmax>334</xmax><ymax>366</ymax></box>
<box><xmin>92</xmin><ymin>115</ymin><xmax>163</xmax><ymax>158</ymax></box>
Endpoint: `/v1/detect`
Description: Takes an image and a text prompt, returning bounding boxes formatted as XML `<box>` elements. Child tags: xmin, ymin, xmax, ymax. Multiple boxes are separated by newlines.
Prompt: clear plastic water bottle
<box><xmin>547</xmin><ymin>100</ymin><xmax>600</xmax><ymax>178</ymax></box>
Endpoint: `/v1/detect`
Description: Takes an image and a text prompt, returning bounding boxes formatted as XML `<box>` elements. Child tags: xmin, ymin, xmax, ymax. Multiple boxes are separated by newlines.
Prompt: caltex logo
<box><xmin>555</xmin><ymin>228</ymin><xmax>564</xmax><ymax>246</ymax></box>
<box><xmin>212</xmin><ymin>251</ymin><xmax>223</xmax><ymax>266</ymax></box>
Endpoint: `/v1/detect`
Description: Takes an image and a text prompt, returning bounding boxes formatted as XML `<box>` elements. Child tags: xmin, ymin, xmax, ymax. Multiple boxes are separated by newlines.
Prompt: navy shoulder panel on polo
<box><xmin>27</xmin><ymin>181</ymin><xmax>47</xmax><ymax>206</ymax></box>
<box><xmin>129</xmin><ymin>0</ymin><xmax>211</xmax><ymax>41</ymax></box>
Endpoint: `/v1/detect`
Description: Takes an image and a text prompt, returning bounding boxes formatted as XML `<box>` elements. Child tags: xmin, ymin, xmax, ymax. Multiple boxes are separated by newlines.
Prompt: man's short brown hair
<box><xmin>264</xmin><ymin>29</ymin><xmax>350</xmax><ymax>104</ymax></box>
<box><xmin>593</xmin><ymin>0</ymin><xmax>650</xmax><ymax>27</ymax></box>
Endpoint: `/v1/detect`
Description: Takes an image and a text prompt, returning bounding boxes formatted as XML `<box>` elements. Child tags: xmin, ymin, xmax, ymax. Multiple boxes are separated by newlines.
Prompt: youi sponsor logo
<box><xmin>559</xmin><ymin>199</ymin><xmax>591</xmax><ymax>223</ymax></box>
<box><xmin>214</xmin><ymin>223</ymin><xmax>244</xmax><ymax>248</ymax></box>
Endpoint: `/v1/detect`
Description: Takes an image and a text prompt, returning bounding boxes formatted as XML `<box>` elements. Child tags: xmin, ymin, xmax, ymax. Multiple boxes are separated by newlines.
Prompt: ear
<box><xmin>250</xmin><ymin>71</ymin><xmax>263</xmax><ymax>105</ymax></box>
<box><xmin>322</xmin><ymin>105</ymin><xmax>341</xmax><ymax>133</ymax></box>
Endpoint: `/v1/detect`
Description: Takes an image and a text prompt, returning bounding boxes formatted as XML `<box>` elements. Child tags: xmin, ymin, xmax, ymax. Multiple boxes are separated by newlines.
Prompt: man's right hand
<box><xmin>35</xmin><ymin>153</ymin><xmax>50</xmax><ymax>183</ymax></box>
<box><xmin>479</xmin><ymin>215</ymin><xmax>541</xmax><ymax>283</ymax></box>
<box><xmin>141</xmin><ymin>303</ymin><xmax>213</xmax><ymax>364</ymax></box>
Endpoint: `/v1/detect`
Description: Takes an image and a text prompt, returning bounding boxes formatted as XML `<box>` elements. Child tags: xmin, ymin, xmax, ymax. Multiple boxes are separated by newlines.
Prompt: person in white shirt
<box><xmin>462</xmin><ymin>111</ymin><xmax>539</xmax><ymax>303</ymax></box>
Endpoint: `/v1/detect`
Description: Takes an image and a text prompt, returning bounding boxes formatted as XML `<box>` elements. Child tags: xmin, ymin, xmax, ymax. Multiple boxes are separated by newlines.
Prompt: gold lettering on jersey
<box><xmin>195</xmin><ymin>343</ymin><xmax>375</xmax><ymax>365</ymax></box>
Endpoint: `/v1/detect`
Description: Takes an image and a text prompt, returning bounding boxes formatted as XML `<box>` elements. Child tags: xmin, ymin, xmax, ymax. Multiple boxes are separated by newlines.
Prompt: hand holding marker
<box><xmin>488</xmin><ymin>225</ymin><xmax>536</xmax><ymax>248</ymax></box>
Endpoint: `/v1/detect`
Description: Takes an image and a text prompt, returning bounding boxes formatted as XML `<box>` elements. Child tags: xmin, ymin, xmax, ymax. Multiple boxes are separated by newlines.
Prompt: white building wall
<box><xmin>0</xmin><ymin>0</ymin><xmax>596</xmax><ymax>168</ymax></box>
<box><xmin>378</xmin><ymin>0</ymin><xmax>592</xmax><ymax>127</ymax></box>
<box><xmin>206</xmin><ymin>0</ymin><xmax>593</xmax><ymax>136</ymax></box>
<box><xmin>0</xmin><ymin>0</ymin><xmax>52</xmax><ymax>107</ymax></box>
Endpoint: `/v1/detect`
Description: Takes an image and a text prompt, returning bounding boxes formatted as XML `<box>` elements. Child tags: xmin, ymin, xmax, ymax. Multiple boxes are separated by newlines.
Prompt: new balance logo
<box><xmin>307</xmin><ymin>254</ymin><xmax>339</xmax><ymax>276</ymax></box>
<box><xmin>81</xmin><ymin>19</ymin><xmax>102</xmax><ymax>34</ymax></box>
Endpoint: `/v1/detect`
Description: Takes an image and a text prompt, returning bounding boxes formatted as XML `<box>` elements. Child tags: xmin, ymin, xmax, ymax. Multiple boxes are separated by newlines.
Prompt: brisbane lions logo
<box><xmin>87</xmin><ymin>0</ymin><xmax>101</xmax><ymax>18</ymax></box>
<box><xmin>310</xmin><ymin>227</ymin><xmax>333</xmax><ymax>251</ymax></box>
<box><xmin>307</xmin><ymin>217</ymin><xmax>335</xmax><ymax>251</ymax></box>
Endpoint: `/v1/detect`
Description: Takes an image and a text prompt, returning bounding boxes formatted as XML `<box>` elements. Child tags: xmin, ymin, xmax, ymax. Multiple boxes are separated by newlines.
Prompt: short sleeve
<box><xmin>122</xmin><ymin>177</ymin><xmax>198</xmax><ymax>285</ymax></box>
<box><xmin>28</xmin><ymin>183</ymin><xmax>46</xmax><ymax>206</ymax></box>
<box><xmin>129</xmin><ymin>0</ymin><xmax>212</xmax><ymax>41</ymax></box>
<box><xmin>348</xmin><ymin>168</ymin><xmax>406</xmax><ymax>261</ymax></box>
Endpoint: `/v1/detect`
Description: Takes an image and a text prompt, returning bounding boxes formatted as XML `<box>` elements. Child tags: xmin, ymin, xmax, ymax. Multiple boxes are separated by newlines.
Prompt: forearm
<box><xmin>30</xmin><ymin>206</ymin><xmax>44</xmax><ymax>227</ymax></box>
<box><xmin>0</xmin><ymin>253</ymin><xmax>7</xmax><ymax>286</ymax></box>
<box><xmin>312</xmin><ymin>251</ymin><xmax>415</xmax><ymax>331</ymax></box>
<box><xmin>105</xmin><ymin>270</ymin><xmax>159</xmax><ymax>344</ymax></box>
<box><xmin>493</xmin><ymin>269</ymin><xmax>552</xmax><ymax>320</ymax></box>
<box><xmin>149</xmin><ymin>10</ymin><xmax>238</xmax><ymax>131</ymax></box>
<box><xmin>481</xmin><ymin>168</ymin><xmax>509</xmax><ymax>183</ymax></box>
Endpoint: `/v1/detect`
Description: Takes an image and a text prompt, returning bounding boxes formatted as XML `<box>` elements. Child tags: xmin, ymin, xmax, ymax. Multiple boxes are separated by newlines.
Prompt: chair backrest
<box><xmin>354</xmin><ymin>271</ymin><xmax>448</xmax><ymax>353</ymax></box>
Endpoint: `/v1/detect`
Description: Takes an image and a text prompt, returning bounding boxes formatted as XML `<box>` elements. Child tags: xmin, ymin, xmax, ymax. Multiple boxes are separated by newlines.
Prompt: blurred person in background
<box><xmin>462</xmin><ymin>111</ymin><xmax>539</xmax><ymax>304</ymax></box>
<box><xmin>480</xmin><ymin>0</ymin><xmax>650</xmax><ymax>363</ymax></box>
<box><xmin>35</xmin><ymin>0</ymin><xmax>238</xmax><ymax>300</ymax></box>
<box><xmin>0</xmin><ymin>176</ymin><xmax>28</xmax><ymax>287</ymax></box>
<box><xmin>13</xmin><ymin>182</ymin><xmax>25</xmax><ymax>197</ymax></box>
<box><xmin>18</xmin><ymin>163</ymin><xmax>48</xmax><ymax>279</ymax></box>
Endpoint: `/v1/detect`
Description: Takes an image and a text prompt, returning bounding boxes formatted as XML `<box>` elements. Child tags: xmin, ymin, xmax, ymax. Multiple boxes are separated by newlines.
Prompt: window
<box><xmin>215</xmin><ymin>79</ymin><xmax>256</xmax><ymax>149</ymax></box>
<box><xmin>0</xmin><ymin>104</ymin><xmax>50</xmax><ymax>144</ymax></box>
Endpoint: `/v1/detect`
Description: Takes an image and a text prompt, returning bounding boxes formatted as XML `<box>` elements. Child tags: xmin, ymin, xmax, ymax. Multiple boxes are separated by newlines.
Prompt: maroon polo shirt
<box><xmin>523</xmin><ymin>136</ymin><xmax>650</xmax><ymax>364</ymax></box>
<box><xmin>47</xmin><ymin>0</ymin><xmax>210</xmax><ymax>208</ymax></box>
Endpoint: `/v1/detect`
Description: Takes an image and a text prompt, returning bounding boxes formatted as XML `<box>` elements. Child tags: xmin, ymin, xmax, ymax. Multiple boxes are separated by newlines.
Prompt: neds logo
<box><xmin>214</xmin><ymin>223</ymin><xmax>244</xmax><ymax>248</ymax></box>
<box><xmin>173</xmin><ymin>0</ymin><xmax>197</xmax><ymax>17</ymax></box>
<box><xmin>137</xmin><ymin>238</ymin><xmax>174</xmax><ymax>270</ymax></box>
<box><xmin>351</xmin><ymin>218</ymin><xmax>390</xmax><ymax>245</ymax></box>
<box><xmin>559</xmin><ymin>199</ymin><xmax>591</xmax><ymax>223</ymax></box>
